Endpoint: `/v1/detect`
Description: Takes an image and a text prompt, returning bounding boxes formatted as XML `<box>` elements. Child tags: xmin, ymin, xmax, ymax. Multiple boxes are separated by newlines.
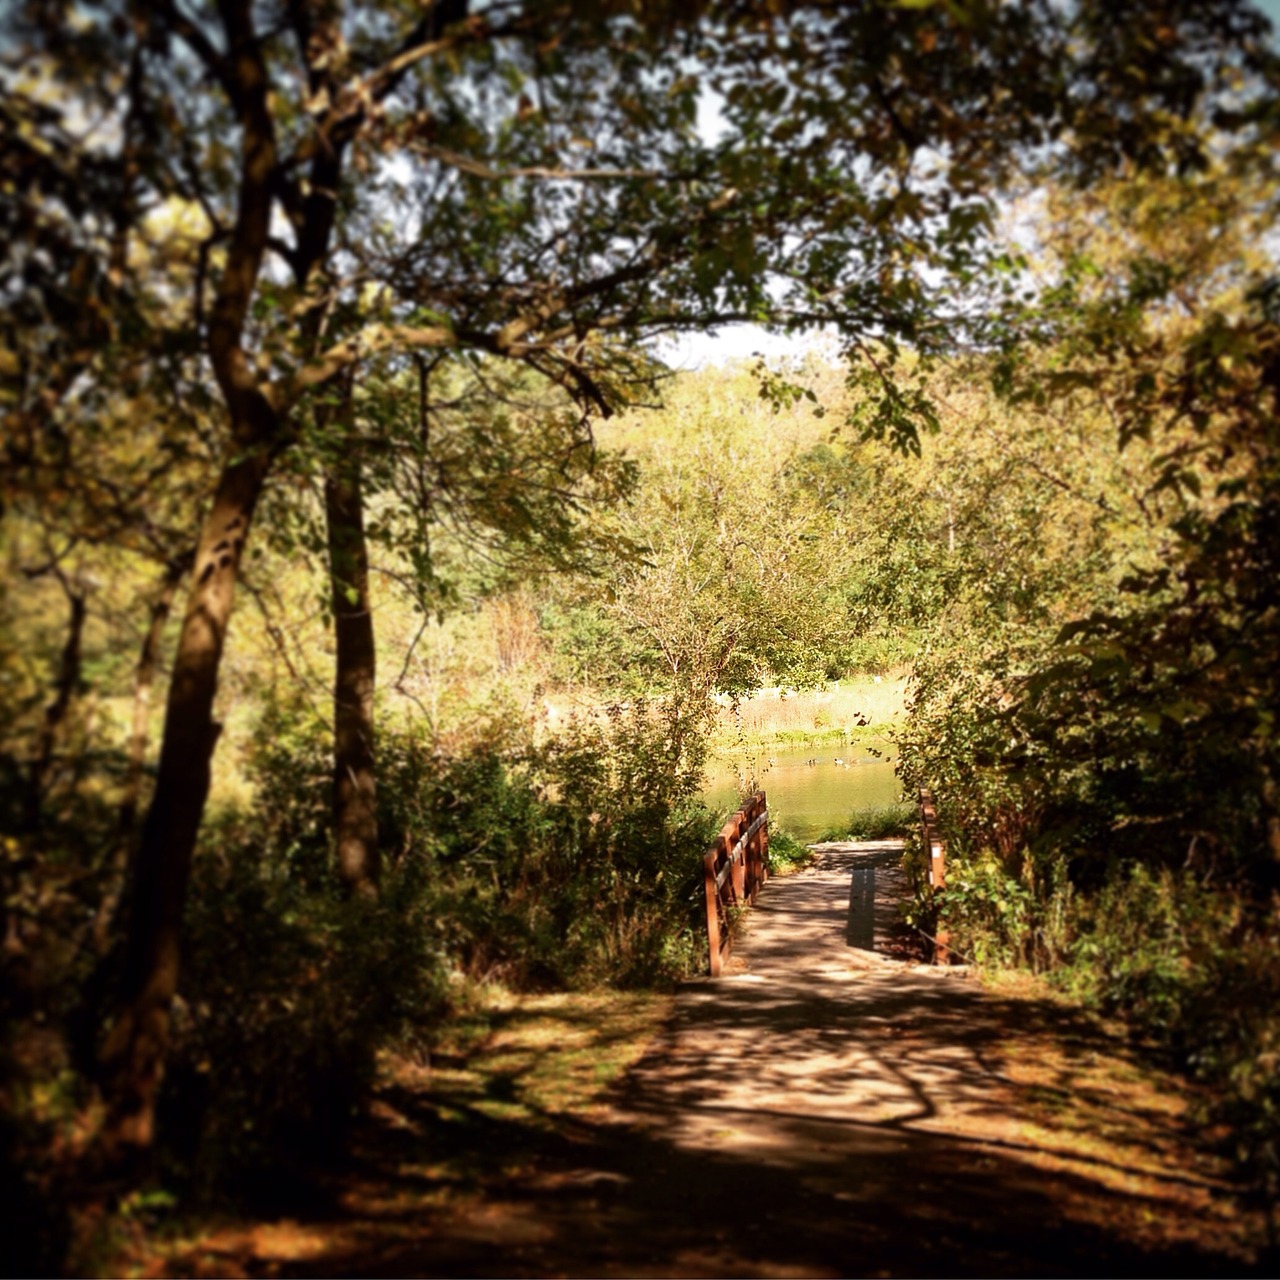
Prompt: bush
<box><xmin>1053</xmin><ymin>868</ymin><xmax>1280</xmax><ymax>1206</ymax></box>
<box><xmin>766</xmin><ymin>828</ymin><xmax>814</xmax><ymax>874</ymax></box>
<box><xmin>1063</xmin><ymin>864</ymin><xmax>1207</xmax><ymax>1034</ymax></box>
<box><xmin>163</xmin><ymin>831</ymin><xmax>448</xmax><ymax>1200</ymax></box>
<box><xmin>1</xmin><ymin>687</ymin><xmax>727</xmax><ymax>1211</ymax></box>
<box><xmin>924</xmin><ymin>846</ymin><xmax>1280</xmax><ymax>1209</ymax></box>
<box><xmin>156</xmin><ymin>691</ymin><xmax>721</xmax><ymax>1196</ymax></box>
<box><xmin>934</xmin><ymin>850</ymin><xmax>1038</xmax><ymax>968</ymax></box>
<box><xmin>375</xmin><ymin>697</ymin><xmax>720</xmax><ymax>989</ymax></box>
<box><xmin>1193</xmin><ymin>929</ymin><xmax>1280</xmax><ymax>1213</ymax></box>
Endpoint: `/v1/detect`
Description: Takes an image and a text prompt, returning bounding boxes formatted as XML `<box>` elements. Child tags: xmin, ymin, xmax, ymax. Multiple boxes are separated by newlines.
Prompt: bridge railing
<box><xmin>704</xmin><ymin>790</ymin><xmax>769</xmax><ymax>977</ymax></box>
<box><xmin>918</xmin><ymin>787</ymin><xmax>950</xmax><ymax>963</ymax></box>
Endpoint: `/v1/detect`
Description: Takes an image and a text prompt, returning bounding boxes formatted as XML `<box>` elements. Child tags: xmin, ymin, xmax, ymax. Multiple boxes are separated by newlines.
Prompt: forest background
<box><xmin>3</xmin><ymin>0</ymin><xmax>1280</xmax><ymax>1271</ymax></box>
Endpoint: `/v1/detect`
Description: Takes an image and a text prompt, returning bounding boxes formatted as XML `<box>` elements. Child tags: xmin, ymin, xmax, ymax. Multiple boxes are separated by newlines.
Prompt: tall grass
<box><xmin>713</xmin><ymin>675</ymin><xmax>908</xmax><ymax>744</ymax></box>
<box><xmin>815</xmin><ymin>802</ymin><xmax>915</xmax><ymax>842</ymax></box>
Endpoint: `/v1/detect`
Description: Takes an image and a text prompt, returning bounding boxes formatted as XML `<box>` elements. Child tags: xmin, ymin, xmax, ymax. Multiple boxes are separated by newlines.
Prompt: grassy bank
<box><xmin>814</xmin><ymin>802</ymin><xmax>916</xmax><ymax>842</ymax></box>
<box><xmin>711</xmin><ymin>674</ymin><xmax>909</xmax><ymax>748</ymax></box>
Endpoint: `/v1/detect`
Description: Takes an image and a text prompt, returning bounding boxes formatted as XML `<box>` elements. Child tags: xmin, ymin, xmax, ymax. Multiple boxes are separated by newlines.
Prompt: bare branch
<box><xmin>282</xmin><ymin>322</ymin><xmax>458</xmax><ymax>401</ymax></box>
<box><xmin>418</xmin><ymin>144</ymin><xmax>668</xmax><ymax>183</ymax></box>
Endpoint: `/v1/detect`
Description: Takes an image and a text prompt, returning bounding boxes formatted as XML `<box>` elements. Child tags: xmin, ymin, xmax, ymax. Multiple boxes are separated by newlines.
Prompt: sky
<box><xmin>653</xmin><ymin>321</ymin><xmax>822</xmax><ymax>373</ymax></box>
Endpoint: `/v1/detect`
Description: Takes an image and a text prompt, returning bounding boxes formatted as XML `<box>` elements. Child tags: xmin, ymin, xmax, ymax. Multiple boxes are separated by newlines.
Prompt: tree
<box><xmin>307</xmin><ymin>353</ymin><xmax>643</xmax><ymax>893</ymax></box>
<box><xmin>889</xmin><ymin>140</ymin><xmax>1280</xmax><ymax>899</ymax></box>
<box><xmin>1004</xmin><ymin>164</ymin><xmax>1280</xmax><ymax>886</ymax></box>
<box><xmin>4</xmin><ymin>0</ymin><xmax>1275</xmax><ymax>1162</ymax></box>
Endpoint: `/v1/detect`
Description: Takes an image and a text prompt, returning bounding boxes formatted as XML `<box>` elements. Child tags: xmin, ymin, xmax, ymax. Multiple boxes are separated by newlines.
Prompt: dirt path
<box><xmin>160</xmin><ymin>843</ymin><xmax>1265</xmax><ymax>1278</ymax></box>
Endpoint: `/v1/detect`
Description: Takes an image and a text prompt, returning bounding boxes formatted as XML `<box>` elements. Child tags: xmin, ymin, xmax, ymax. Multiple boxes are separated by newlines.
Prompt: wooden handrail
<box><xmin>704</xmin><ymin>790</ymin><xmax>769</xmax><ymax>977</ymax></box>
<box><xmin>918</xmin><ymin>787</ymin><xmax>950</xmax><ymax>963</ymax></box>
<box><xmin>918</xmin><ymin>787</ymin><xmax>946</xmax><ymax>889</ymax></box>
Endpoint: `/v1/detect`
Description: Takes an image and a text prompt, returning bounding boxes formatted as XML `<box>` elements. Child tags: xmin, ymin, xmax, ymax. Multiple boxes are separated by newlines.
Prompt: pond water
<box><xmin>702</xmin><ymin>742</ymin><xmax>904</xmax><ymax>843</ymax></box>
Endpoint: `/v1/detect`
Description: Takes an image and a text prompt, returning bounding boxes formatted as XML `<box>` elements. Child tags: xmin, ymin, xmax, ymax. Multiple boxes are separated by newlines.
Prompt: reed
<box><xmin>713</xmin><ymin>674</ymin><xmax>908</xmax><ymax>745</ymax></box>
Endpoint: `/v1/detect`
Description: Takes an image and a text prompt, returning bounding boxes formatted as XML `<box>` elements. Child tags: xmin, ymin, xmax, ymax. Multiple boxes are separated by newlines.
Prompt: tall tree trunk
<box><xmin>325</xmin><ymin>440</ymin><xmax>380</xmax><ymax>896</ymax></box>
<box><xmin>93</xmin><ymin>556</ymin><xmax>188</xmax><ymax>956</ymax></box>
<box><xmin>96</xmin><ymin>0</ymin><xmax>285</xmax><ymax>1160</ymax></box>
<box><xmin>98</xmin><ymin>451</ymin><xmax>274</xmax><ymax>1153</ymax></box>
<box><xmin>118</xmin><ymin>557</ymin><xmax>188</xmax><ymax>841</ymax></box>
<box><xmin>95</xmin><ymin>0</ymin><xmax>370</xmax><ymax>1160</ymax></box>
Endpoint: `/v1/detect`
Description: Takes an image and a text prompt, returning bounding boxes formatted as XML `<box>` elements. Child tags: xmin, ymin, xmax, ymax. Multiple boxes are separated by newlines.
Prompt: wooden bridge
<box><xmin>704</xmin><ymin>786</ymin><xmax>947</xmax><ymax>974</ymax></box>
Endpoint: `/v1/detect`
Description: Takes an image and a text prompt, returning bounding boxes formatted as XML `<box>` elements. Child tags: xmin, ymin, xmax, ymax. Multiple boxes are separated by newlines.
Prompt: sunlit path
<box><xmin>592</xmin><ymin>842</ymin><xmax>1256</xmax><ymax>1276</ymax></box>
<box><xmin>242</xmin><ymin>843</ymin><xmax>1260</xmax><ymax>1279</ymax></box>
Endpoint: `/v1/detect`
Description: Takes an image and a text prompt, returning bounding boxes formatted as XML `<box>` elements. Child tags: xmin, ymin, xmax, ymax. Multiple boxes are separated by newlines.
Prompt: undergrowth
<box><xmin>911</xmin><ymin>841</ymin><xmax>1280</xmax><ymax>1216</ymax></box>
<box><xmin>765</xmin><ymin>828</ymin><xmax>814</xmax><ymax>874</ymax></box>
<box><xmin>1</xmin><ymin>691</ymin><xmax>724</xmax><ymax>1269</ymax></box>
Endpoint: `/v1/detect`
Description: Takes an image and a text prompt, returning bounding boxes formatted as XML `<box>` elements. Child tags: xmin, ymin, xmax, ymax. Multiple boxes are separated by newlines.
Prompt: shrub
<box><xmin>163</xmin><ymin>832</ymin><xmax>449</xmax><ymax>1200</ymax></box>
<box><xmin>934</xmin><ymin>851</ymin><xmax>1037</xmax><ymax>968</ymax></box>
<box><xmin>766</xmin><ymin>828</ymin><xmax>814</xmax><ymax>873</ymax></box>
<box><xmin>924</xmin><ymin>846</ymin><xmax>1280</xmax><ymax>1210</ymax></box>
<box><xmin>374</xmin><ymin>697</ymin><xmax>719</xmax><ymax>989</ymax></box>
<box><xmin>1192</xmin><ymin>928</ymin><xmax>1280</xmax><ymax>1213</ymax></box>
<box><xmin>156</xmin><ymin>689</ymin><xmax>712</xmax><ymax>1196</ymax></box>
<box><xmin>2</xmin><ymin>687</ymin><xmax>726</xmax><ymax>1209</ymax></box>
<box><xmin>1063</xmin><ymin>869</ymin><xmax>1280</xmax><ymax>1209</ymax></box>
<box><xmin>926</xmin><ymin>843</ymin><xmax>1074</xmax><ymax>972</ymax></box>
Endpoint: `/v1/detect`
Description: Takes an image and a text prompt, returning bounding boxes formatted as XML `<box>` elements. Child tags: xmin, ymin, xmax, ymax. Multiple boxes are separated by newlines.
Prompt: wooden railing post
<box><xmin>758</xmin><ymin>801</ymin><xmax>769</xmax><ymax>897</ymax></box>
<box><xmin>731</xmin><ymin>809</ymin><xmax>746</xmax><ymax>903</ymax></box>
<box><xmin>919</xmin><ymin>787</ymin><xmax>950</xmax><ymax>964</ymax></box>
<box><xmin>704</xmin><ymin>790</ymin><xmax>768</xmax><ymax>977</ymax></box>
<box><xmin>704</xmin><ymin>838</ymin><xmax>726</xmax><ymax>978</ymax></box>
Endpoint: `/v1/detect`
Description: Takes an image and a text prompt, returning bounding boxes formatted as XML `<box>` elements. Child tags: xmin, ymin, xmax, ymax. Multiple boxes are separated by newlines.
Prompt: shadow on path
<box><xmin>189</xmin><ymin>842</ymin><xmax>1262</xmax><ymax>1278</ymax></box>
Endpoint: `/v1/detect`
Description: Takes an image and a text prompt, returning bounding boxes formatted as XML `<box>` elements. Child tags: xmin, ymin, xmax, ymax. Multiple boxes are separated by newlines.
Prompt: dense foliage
<box><xmin>4</xmin><ymin>0</ymin><xmax>1280</xmax><ymax>1267</ymax></box>
<box><xmin>891</xmin><ymin>159</ymin><xmax>1280</xmax><ymax>1204</ymax></box>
